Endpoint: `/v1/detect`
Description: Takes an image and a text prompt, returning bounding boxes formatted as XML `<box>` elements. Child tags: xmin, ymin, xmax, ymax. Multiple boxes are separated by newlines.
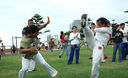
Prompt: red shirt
<box><xmin>61</xmin><ymin>35</ymin><xmax>66</xmax><ymax>43</ymax></box>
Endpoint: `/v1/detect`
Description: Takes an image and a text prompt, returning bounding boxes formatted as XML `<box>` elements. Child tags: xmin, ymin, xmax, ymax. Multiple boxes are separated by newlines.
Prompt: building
<box><xmin>70</xmin><ymin>20</ymin><xmax>81</xmax><ymax>31</ymax></box>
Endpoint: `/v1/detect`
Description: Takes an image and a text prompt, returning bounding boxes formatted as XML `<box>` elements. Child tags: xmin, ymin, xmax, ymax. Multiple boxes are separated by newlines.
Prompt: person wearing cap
<box><xmin>111</xmin><ymin>25</ymin><xmax>123</xmax><ymax>62</ymax></box>
<box><xmin>67</xmin><ymin>26</ymin><xmax>80</xmax><ymax>64</ymax></box>
<box><xmin>22</xmin><ymin>17</ymin><xmax>50</xmax><ymax>72</ymax></box>
<box><xmin>19</xmin><ymin>25</ymin><xmax>58</xmax><ymax>78</ymax></box>
<box><xmin>0</xmin><ymin>37</ymin><xmax>2</xmax><ymax>63</ymax></box>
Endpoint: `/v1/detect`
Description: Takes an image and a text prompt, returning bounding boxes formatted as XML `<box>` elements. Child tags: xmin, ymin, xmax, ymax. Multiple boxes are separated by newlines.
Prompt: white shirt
<box><xmin>69</xmin><ymin>32</ymin><xmax>80</xmax><ymax>45</ymax></box>
<box><xmin>94</xmin><ymin>27</ymin><xmax>112</xmax><ymax>47</ymax></box>
<box><xmin>120</xmin><ymin>29</ymin><xmax>128</xmax><ymax>43</ymax></box>
<box><xmin>44</xmin><ymin>42</ymin><xmax>48</xmax><ymax>46</ymax></box>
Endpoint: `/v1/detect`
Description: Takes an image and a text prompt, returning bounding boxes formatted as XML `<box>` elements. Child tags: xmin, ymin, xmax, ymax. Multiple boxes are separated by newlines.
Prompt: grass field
<box><xmin>0</xmin><ymin>45</ymin><xmax>128</xmax><ymax>78</ymax></box>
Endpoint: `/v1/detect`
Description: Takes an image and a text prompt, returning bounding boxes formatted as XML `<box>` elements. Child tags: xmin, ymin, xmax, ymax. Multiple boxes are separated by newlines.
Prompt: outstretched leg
<box><xmin>33</xmin><ymin>52</ymin><xmax>58</xmax><ymax>78</ymax></box>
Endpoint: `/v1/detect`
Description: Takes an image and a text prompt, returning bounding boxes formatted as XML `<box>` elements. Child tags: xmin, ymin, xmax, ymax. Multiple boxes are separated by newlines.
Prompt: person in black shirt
<box><xmin>112</xmin><ymin>25</ymin><xmax>123</xmax><ymax>62</ymax></box>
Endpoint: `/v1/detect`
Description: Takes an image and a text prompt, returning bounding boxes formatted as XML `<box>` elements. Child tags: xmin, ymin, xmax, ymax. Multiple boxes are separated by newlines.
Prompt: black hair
<box><xmin>27</xmin><ymin>25</ymin><xmax>40</xmax><ymax>34</ymax></box>
<box><xmin>28</xmin><ymin>19</ymin><xmax>33</xmax><ymax>23</ymax></box>
<box><xmin>72</xmin><ymin>26</ymin><xmax>77</xmax><ymax>30</ymax></box>
<box><xmin>120</xmin><ymin>23</ymin><xmax>125</xmax><ymax>26</ymax></box>
<box><xmin>60</xmin><ymin>31</ymin><xmax>64</xmax><ymax>39</ymax></box>
<box><xmin>22</xmin><ymin>27</ymin><xmax>29</xmax><ymax>35</ymax></box>
<box><xmin>91</xmin><ymin>23</ymin><xmax>95</xmax><ymax>26</ymax></box>
<box><xmin>97</xmin><ymin>17</ymin><xmax>110</xmax><ymax>26</ymax></box>
<box><xmin>113</xmin><ymin>24</ymin><xmax>120</xmax><ymax>32</ymax></box>
<box><xmin>65</xmin><ymin>33</ymin><xmax>67</xmax><ymax>35</ymax></box>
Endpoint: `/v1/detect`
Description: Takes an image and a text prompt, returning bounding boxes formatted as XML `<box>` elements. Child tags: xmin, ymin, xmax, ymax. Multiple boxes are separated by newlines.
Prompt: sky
<box><xmin>0</xmin><ymin>0</ymin><xmax>128</xmax><ymax>47</ymax></box>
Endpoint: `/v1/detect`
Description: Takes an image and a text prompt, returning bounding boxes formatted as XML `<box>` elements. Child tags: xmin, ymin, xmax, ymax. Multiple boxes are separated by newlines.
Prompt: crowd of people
<box><xmin>1</xmin><ymin>14</ymin><xmax>128</xmax><ymax>78</ymax></box>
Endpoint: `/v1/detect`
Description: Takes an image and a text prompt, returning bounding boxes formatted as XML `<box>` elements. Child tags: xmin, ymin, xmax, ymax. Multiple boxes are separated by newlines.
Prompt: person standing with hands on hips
<box><xmin>67</xmin><ymin>26</ymin><xmax>80</xmax><ymax>64</ymax></box>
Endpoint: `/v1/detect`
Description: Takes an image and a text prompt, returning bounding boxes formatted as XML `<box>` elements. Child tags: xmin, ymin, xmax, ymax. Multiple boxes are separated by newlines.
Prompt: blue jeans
<box><xmin>50</xmin><ymin>46</ymin><xmax>54</xmax><ymax>52</ymax></box>
<box><xmin>60</xmin><ymin>43</ymin><xmax>69</xmax><ymax>57</ymax></box>
<box><xmin>112</xmin><ymin>43</ymin><xmax>122</xmax><ymax>62</ymax></box>
<box><xmin>122</xmin><ymin>42</ymin><xmax>128</xmax><ymax>60</ymax></box>
<box><xmin>67</xmin><ymin>44</ymin><xmax>80</xmax><ymax>64</ymax></box>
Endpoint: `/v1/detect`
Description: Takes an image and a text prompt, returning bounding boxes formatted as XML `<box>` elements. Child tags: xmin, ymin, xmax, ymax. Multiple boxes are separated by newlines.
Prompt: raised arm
<box><xmin>39</xmin><ymin>17</ymin><xmax>50</xmax><ymax>30</ymax></box>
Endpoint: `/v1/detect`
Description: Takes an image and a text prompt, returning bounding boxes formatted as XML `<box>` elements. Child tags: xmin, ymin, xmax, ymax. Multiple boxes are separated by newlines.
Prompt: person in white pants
<box><xmin>22</xmin><ymin>17</ymin><xmax>50</xmax><ymax>72</ymax></box>
<box><xmin>19</xmin><ymin>25</ymin><xmax>58</xmax><ymax>78</ymax></box>
<box><xmin>90</xmin><ymin>23</ymin><xmax>106</xmax><ymax>63</ymax></box>
<box><xmin>19</xmin><ymin>52</ymin><xmax>58</xmax><ymax>78</ymax></box>
<box><xmin>81</xmin><ymin>14</ymin><xmax>112</xmax><ymax>78</ymax></box>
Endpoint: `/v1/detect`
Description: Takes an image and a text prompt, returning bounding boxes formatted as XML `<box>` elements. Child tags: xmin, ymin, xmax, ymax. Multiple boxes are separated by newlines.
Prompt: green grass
<box><xmin>0</xmin><ymin>45</ymin><xmax>128</xmax><ymax>78</ymax></box>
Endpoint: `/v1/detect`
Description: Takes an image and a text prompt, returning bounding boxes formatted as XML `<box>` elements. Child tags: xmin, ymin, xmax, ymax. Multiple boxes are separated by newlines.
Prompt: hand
<box><xmin>47</xmin><ymin>17</ymin><xmax>50</xmax><ymax>24</ymax></box>
<box><xmin>74</xmin><ymin>33</ymin><xmax>78</xmax><ymax>38</ymax></box>
<box><xmin>29</xmin><ymin>47</ymin><xmax>36</xmax><ymax>52</ymax></box>
<box><xmin>126</xmin><ymin>34</ymin><xmax>128</xmax><ymax>37</ymax></box>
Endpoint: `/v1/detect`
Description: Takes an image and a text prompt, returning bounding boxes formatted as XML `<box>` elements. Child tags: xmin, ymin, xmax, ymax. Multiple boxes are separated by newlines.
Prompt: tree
<box><xmin>124</xmin><ymin>10</ymin><xmax>128</xmax><ymax>24</ymax></box>
<box><xmin>124</xmin><ymin>10</ymin><xmax>128</xmax><ymax>13</ymax></box>
<box><xmin>31</xmin><ymin>14</ymin><xmax>44</xmax><ymax>27</ymax></box>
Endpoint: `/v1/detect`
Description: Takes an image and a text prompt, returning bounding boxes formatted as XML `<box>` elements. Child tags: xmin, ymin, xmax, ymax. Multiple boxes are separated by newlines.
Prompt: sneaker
<box><xmin>101</xmin><ymin>60</ymin><xmax>106</xmax><ymax>63</ymax></box>
<box><xmin>67</xmin><ymin>62</ymin><xmax>72</xmax><ymax>65</ymax></box>
<box><xmin>89</xmin><ymin>56</ymin><xmax>93</xmax><ymax>59</ymax></box>
<box><xmin>53</xmin><ymin>75</ymin><xmax>58</xmax><ymax>78</ymax></box>
<box><xmin>59</xmin><ymin>55</ymin><xmax>61</xmax><ymax>58</ymax></box>
<box><xmin>32</xmin><ymin>69</ymin><xmax>37</xmax><ymax>71</ymax></box>
<box><xmin>81</xmin><ymin>14</ymin><xmax>87</xmax><ymax>28</ymax></box>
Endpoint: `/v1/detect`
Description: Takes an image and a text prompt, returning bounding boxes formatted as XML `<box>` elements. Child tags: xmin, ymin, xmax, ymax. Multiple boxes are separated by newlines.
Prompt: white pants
<box><xmin>83</xmin><ymin>27</ymin><xmax>104</xmax><ymax>78</ymax></box>
<box><xmin>27</xmin><ymin>59</ymin><xmax>35</xmax><ymax>71</ymax></box>
<box><xmin>19</xmin><ymin>52</ymin><xmax>58</xmax><ymax>78</ymax></box>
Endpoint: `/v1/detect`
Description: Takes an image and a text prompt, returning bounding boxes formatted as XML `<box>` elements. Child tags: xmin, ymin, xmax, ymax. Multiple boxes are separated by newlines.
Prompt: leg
<box><xmin>75</xmin><ymin>44</ymin><xmax>80</xmax><ymax>64</ymax></box>
<box><xmin>90</xmin><ymin>43</ymin><xmax>104</xmax><ymax>78</ymax></box>
<box><xmin>65</xmin><ymin>43</ymin><xmax>69</xmax><ymax>57</ymax></box>
<box><xmin>101</xmin><ymin>51</ymin><xmax>105</xmax><ymax>63</ymax></box>
<box><xmin>83</xmin><ymin>27</ymin><xmax>95</xmax><ymax>50</ymax></box>
<box><xmin>126</xmin><ymin>43</ymin><xmax>128</xmax><ymax>59</ymax></box>
<box><xmin>19</xmin><ymin>57</ymin><xmax>30</xmax><ymax>78</ymax></box>
<box><xmin>112</xmin><ymin>43</ymin><xmax>118</xmax><ymax>62</ymax></box>
<box><xmin>59</xmin><ymin>43</ymin><xmax>65</xmax><ymax>57</ymax></box>
<box><xmin>0</xmin><ymin>52</ymin><xmax>1</xmax><ymax>63</ymax></box>
<box><xmin>118</xmin><ymin>43</ymin><xmax>122</xmax><ymax>62</ymax></box>
<box><xmin>51</xmin><ymin>46</ymin><xmax>52</xmax><ymax>52</ymax></box>
<box><xmin>33</xmin><ymin>52</ymin><xmax>58</xmax><ymax>78</ymax></box>
<box><xmin>28</xmin><ymin>59</ymin><xmax>36</xmax><ymax>71</ymax></box>
<box><xmin>122</xmin><ymin>43</ymin><xmax>127</xmax><ymax>60</ymax></box>
<box><xmin>67</xmin><ymin>45</ymin><xmax>75</xmax><ymax>64</ymax></box>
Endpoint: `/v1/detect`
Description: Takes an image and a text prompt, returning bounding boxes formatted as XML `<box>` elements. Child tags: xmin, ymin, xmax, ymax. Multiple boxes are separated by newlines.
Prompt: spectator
<box><xmin>112</xmin><ymin>25</ymin><xmax>123</xmax><ymax>62</ymax></box>
<box><xmin>91</xmin><ymin>23</ymin><xmax>96</xmax><ymax>36</ymax></box>
<box><xmin>12</xmin><ymin>44</ymin><xmax>16</xmax><ymax>54</ymax></box>
<box><xmin>44</xmin><ymin>41</ymin><xmax>48</xmax><ymax>50</ymax></box>
<box><xmin>0</xmin><ymin>37</ymin><xmax>2</xmax><ymax>63</ymax></box>
<box><xmin>67</xmin><ymin>26</ymin><xmax>80</xmax><ymax>64</ymax></box>
<box><xmin>59</xmin><ymin>31</ymin><xmax>69</xmax><ymax>58</ymax></box>
<box><xmin>1</xmin><ymin>43</ymin><xmax>5</xmax><ymax>55</ymax></box>
<box><xmin>49</xmin><ymin>39</ymin><xmax>55</xmax><ymax>52</ymax></box>
<box><xmin>120</xmin><ymin>23</ymin><xmax>128</xmax><ymax>60</ymax></box>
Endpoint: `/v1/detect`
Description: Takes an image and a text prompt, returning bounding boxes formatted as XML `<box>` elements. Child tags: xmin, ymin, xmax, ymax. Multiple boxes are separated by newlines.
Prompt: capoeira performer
<box><xmin>81</xmin><ymin>14</ymin><xmax>112</xmax><ymax>78</ymax></box>
<box><xmin>22</xmin><ymin>17</ymin><xmax>50</xmax><ymax>72</ymax></box>
<box><xmin>19</xmin><ymin>25</ymin><xmax>58</xmax><ymax>78</ymax></box>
